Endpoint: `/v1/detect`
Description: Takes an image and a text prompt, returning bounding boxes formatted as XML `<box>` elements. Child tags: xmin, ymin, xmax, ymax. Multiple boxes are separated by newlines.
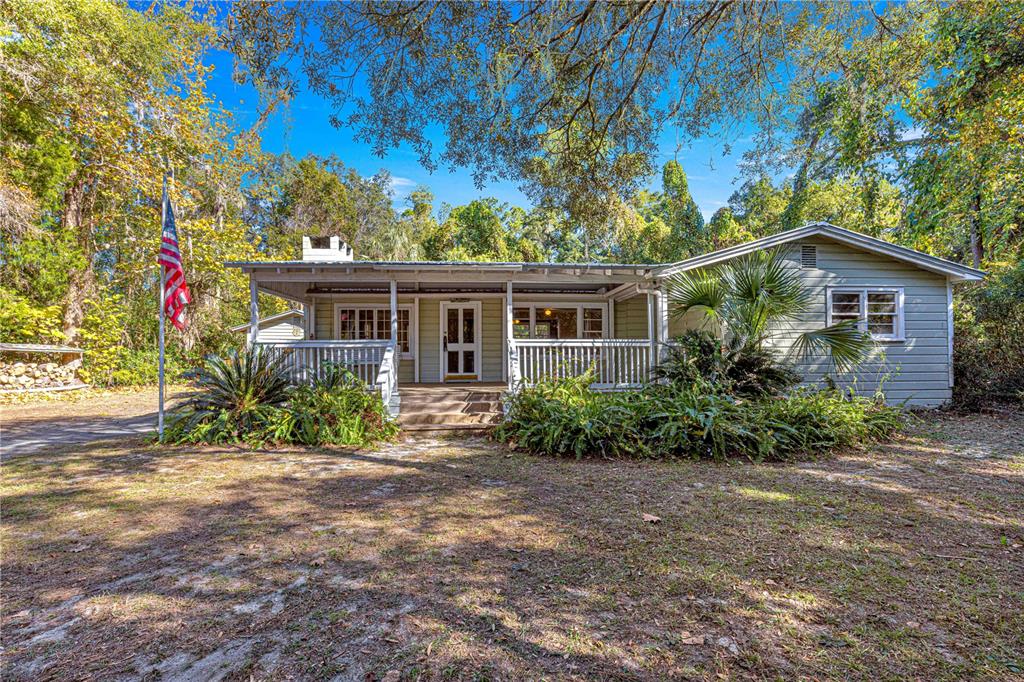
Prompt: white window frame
<box><xmin>511</xmin><ymin>303</ymin><xmax>609</xmax><ymax>340</ymax></box>
<box><xmin>332</xmin><ymin>303</ymin><xmax>416</xmax><ymax>359</ymax></box>
<box><xmin>826</xmin><ymin>287</ymin><xmax>905</xmax><ymax>342</ymax></box>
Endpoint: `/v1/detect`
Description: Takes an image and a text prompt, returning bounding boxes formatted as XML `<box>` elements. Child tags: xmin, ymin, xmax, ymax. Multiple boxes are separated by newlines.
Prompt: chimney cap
<box><xmin>302</xmin><ymin>235</ymin><xmax>354</xmax><ymax>262</ymax></box>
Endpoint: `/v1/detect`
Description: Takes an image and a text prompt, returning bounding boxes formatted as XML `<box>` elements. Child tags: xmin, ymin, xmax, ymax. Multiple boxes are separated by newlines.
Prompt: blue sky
<box><xmin>204</xmin><ymin>45</ymin><xmax>757</xmax><ymax>221</ymax></box>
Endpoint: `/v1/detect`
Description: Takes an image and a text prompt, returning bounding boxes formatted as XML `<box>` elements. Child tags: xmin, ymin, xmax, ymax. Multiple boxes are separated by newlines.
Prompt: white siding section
<box><xmin>254</xmin><ymin>319</ymin><xmax>306</xmax><ymax>343</ymax></box>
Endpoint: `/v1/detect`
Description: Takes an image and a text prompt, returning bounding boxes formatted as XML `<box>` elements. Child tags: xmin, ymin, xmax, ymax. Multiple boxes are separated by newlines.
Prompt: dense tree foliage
<box><xmin>1</xmin><ymin>0</ymin><xmax>264</xmax><ymax>378</ymax></box>
<box><xmin>224</xmin><ymin>1</ymin><xmax>812</xmax><ymax>224</ymax></box>
<box><xmin>1</xmin><ymin>0</ymin><xmax>1021</xmax><ymax>402</ymax></box>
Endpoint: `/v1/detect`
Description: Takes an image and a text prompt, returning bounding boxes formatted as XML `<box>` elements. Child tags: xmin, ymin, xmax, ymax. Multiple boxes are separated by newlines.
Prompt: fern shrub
<box><xmin>262</xmin><ymin>366</ymin><xmax>399</xmax><ymax>446</ymax></box>
<box><xmin>497</xmin><ymin>377</ymin><xmax>902</xmax><ymax>462</ymax></box>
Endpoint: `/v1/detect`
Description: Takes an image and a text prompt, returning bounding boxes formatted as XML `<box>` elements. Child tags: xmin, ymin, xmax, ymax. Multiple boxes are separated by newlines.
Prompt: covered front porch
<box><xmin>230</xmin><ymin>256</ymin><xmax>675</xmax><ymax>416</ymax></box>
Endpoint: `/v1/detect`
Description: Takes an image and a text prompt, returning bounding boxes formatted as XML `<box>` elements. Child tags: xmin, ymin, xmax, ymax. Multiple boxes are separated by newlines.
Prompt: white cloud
<box><xmin>390</xmin><ymin>176</ymin><xmax>417</xmax><ymax>189</ymax></box>
<box><xmin>900</xmin><ymin>125</ymin><xmax>925</xmax><ymax>142</ymax></box>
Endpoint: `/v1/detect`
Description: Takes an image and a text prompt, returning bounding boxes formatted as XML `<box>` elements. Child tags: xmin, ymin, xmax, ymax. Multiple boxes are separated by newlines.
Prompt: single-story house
<box><xmin>226</xmin><ymin>225</ymin><xmax>984</xmax><ymax>414</ymax></box>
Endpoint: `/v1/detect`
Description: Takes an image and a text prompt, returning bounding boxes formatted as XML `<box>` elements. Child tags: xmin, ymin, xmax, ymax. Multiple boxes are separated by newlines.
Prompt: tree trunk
<box><xmin>61</xmin><ymin>178</ymin><xmax>95</xmax><ymax>343</ymax></box>
<box><xmin>969</xmin><ymin>185</ymin><xmax>983</xmax><ymax>269</ymax></box>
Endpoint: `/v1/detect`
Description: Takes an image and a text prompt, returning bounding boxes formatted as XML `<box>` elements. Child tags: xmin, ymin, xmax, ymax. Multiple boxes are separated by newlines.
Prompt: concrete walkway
<box><xmin>0</xmin><ymin>412</ymin><xmax>158</xmax><ymax>460</ymax></box>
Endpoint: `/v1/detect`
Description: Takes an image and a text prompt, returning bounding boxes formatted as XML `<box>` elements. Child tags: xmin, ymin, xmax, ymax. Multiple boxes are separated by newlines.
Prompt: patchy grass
<box><xmin>1</xmin><ymin>385</ymin><xmax>192</xmax><ymax>422</ymax></box>
<box><xmin>2</xmin><ymin>412</ymin><xmax>1022</xmax><ymax>680</ymax></box>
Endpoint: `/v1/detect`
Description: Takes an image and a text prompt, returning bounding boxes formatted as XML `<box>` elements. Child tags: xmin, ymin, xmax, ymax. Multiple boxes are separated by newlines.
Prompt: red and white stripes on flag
<box><xmin>157</xmin><ymin>195</ymin><xmax>191</xmax><ymax>330</ymax></box>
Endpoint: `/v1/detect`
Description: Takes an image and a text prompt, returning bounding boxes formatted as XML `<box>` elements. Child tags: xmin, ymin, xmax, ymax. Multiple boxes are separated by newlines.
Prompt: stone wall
<box><xmin>0</xmin><ymin>359</ymin><xmax>82</xmax><ymax>391</ymax></box>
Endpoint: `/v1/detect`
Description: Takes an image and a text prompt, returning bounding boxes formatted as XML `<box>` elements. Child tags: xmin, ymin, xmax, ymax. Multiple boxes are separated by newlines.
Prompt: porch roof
<box><xmin>229</xmin><ymin>259</ymin><xmax>660</xmax><ymax>303</ymax></box>
<box><xmin>226</xmin><ymin>259</ymin><xmax>657</xmax><ymax>275</ymax></box>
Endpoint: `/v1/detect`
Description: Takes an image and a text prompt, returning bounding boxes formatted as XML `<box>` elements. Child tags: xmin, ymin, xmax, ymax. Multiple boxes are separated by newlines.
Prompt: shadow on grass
<box><xmin>1</xmin><ymin>427</ymin><xmax>1022</xmax><ymax>680</ymax></box>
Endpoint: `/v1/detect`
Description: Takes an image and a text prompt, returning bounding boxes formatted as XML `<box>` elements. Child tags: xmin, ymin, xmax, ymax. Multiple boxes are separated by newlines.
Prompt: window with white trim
<box><xmin>336</xmin><ymin>307</ymin><xmax>412</xmax><ymax>354</ymax></box>
<box><xmin>511</xmin><ymin>305</ymin><xmax>606</xmax><ymax>339</ymax></box>
<box><xmin>827</xmin><ymin>288</ymin><xmax>904</xmax><ymax>341</ymax></box>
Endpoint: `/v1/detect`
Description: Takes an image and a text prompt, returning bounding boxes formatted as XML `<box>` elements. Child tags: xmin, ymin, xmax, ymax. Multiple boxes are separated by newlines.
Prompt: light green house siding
<box><xmin>668</xmin><ymin>307</ymin><xmax>710</xmax><ymax>337</ymax></box>
<box><xmin>659</xmin><ymin>237</ymin><xmax>953</xmax><ymax>406</ymax></box>
<box><xmin>481</xmin><ymin>299</ymin><xmax>504</xmax><ymax>382</ymax></box>
<box><xmin>304</xmin><ymin>234</ymin><xmax>953</xmax><ymax>406</ymax></box>
<box><xmin>417</xmin><ymin>298</ymin><xmax>440</xmax><ymax>383</ymax></box>
<box><xmin>613</xmin><ymin>294</ymin><xmax>648</xmax><ymax>338</ymax></box>
<box><xmin>416</xmin><ymin>298</ymin><xmax>504</xmax><ymax>383</ymax></box>
<box><xmin>313</xmin><ymin>296</ymin><xmax>503</xmax><ymax>383</ymax></box>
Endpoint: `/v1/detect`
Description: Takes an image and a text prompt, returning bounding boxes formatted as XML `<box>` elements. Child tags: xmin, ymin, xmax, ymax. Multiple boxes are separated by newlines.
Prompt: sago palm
<box><xmin>167</xmin><ymin>346</ymin><xmax>293</xmax><ymax>439</ymax></box>
<box><xmin>666</xmin><ymin>248</ymin><xmax>872</xmax><ymax>373</ymax></box>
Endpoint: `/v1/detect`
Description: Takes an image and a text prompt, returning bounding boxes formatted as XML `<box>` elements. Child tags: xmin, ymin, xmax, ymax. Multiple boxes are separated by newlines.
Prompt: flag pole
<box><xmin>158</xmin><ymin>168</ymin><xmax>168</xmax><ymax>439</ymax></box>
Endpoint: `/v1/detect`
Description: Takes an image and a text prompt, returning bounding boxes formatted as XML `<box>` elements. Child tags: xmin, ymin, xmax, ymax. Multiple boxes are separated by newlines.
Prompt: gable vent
<box><xmin>800</xmin><ymin>244</ymin><xmax>817</xmax><ymax>269</ymax></box>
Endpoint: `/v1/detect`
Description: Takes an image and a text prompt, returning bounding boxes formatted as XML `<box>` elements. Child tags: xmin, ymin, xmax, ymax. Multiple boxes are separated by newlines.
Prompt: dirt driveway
<box><xmin>0</xmin><ymin>387</ymin><xmax>188</xmax><ymax>460</ymax></box>
<box><xmin>1</xmin><ymin>405</ymin><xmax>1022</xmax><ymax>680</ymax></box>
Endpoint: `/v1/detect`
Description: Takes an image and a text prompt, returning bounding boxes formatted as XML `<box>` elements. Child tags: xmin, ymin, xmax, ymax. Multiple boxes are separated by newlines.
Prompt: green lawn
<box><xmin>2</xmin><ymin>410</ymin><xmax>1022</xmax><ymax>680</ymax></box>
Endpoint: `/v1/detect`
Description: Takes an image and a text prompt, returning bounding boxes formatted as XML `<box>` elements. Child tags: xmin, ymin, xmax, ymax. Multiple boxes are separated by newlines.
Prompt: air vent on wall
<box><xmin>800</xmin><ymin>244</ymin><xmax>817</xmax><ymax>269</ymax></box>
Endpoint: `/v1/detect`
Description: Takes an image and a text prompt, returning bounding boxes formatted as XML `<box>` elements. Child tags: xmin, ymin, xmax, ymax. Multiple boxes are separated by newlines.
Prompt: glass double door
<box><xmin>442</xmin><ymin>302</ymin><xmax>479</xmax><ymax>381</ymax></box>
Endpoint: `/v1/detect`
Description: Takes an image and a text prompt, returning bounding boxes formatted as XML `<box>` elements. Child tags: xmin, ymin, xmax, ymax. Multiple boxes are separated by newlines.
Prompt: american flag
<box><xmin>157</xmin><ymin>195</ymin><xmax>191</xmax><ymax>330</ymax></box>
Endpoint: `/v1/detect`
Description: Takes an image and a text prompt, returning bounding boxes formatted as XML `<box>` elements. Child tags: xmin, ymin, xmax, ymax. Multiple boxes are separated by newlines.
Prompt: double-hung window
<box><xmin>335</xmin><ymin>306</ymin><xmax>412</xmax><ymax>355</ymax></box>
<box><xmin>827</xmin><ymin>287</ymin><xmax>904</xmax><ymax>341</ymax></box>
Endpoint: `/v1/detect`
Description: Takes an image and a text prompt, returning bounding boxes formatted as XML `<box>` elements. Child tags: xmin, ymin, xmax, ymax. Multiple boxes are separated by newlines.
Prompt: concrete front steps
<box><xmin>396</xmin><ymin>383</ymin><xmax>505</xmax><ymax>432</ymax></box>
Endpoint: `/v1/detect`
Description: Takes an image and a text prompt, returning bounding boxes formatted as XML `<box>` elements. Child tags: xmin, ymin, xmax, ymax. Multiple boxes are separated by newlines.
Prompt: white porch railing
<box><xmin>507</xmin><ymin>339</ymin><xmax>522</xmax><ymax>391</ymax></box>
<box><xmin>514</xmin><ymin>339</ymin><xmax>652</xmax><ymax>389</ymax></box>
<box><xmin>375</xmin><ymin>343</ymin><xmax>399</xmax><ymax>408</ymax></box>
<box><xmin>257</xmin><ymin>340</ymin><xmax>390</xmax><ymax>385</ymax></box>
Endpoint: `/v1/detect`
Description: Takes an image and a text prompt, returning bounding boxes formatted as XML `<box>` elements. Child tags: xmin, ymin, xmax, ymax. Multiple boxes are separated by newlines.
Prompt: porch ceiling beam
<box><xmin>305</xmin><ymin>289</ymin><xmax>612</xmax><ymax>299</ymax></box>
<box><xmin>256</xmin><ymin>286</ymin><xmax>307</xmax><ymax>305</ymax></box>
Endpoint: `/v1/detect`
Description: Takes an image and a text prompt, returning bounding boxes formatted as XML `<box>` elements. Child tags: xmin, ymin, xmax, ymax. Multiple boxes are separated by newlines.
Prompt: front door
<box><xmin>441</xmin><ymin>302</ymin><xmax>480</xmax><ymax>381</ymax></box>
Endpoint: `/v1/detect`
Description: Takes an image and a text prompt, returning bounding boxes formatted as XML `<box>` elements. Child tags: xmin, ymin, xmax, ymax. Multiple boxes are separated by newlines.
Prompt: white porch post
<box><xmin>647</xmin><ymin>291</ymin><xmax>656</xmax><ymax>370</ymax></box>
<box><xmin>656</xmin><ymin>287</ymin><xmax>669</xmax><ymax>362</ymax></box>
<box><xmin>248</xmin><ymin>275</ymin><xmax>259</xmax><ymax>348</ymax></box>
<box><xmin>389</xmin><ymin>280</ymin><xmax>398</xmax><ymax>345</ymax></box>
<box><xmin>505</xmin><ymin>281</ymin><xmax>514</xmax><ymax>383</ymax></box>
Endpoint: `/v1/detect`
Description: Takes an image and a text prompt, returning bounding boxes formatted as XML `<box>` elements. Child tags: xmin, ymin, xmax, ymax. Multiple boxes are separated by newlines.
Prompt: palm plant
<box><xmin>165</xmin><ymin>345</ymin><xmax>292</xmax><ymax>441</ymax></box>
<box><xmin>666</xmin><ymin>248</ymin><xmax>873</xmax><ymax>375</ymax></box>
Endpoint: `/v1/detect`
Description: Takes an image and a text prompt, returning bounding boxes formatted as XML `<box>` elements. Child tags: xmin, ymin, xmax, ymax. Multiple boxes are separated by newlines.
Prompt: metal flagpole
<box><xmin>158</xmin><ymin>169</ymin><xmax>167</xmax><ymax>439</ymax></box>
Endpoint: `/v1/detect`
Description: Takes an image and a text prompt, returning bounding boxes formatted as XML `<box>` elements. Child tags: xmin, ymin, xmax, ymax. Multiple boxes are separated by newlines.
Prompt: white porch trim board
<box><xmin>248</xmin><ymin>276</ymin><xmax>259</xmax><ymax>347</ymax></box>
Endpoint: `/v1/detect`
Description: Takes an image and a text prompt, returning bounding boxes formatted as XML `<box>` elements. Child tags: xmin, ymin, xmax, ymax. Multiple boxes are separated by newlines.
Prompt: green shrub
<box><xmin>953</xmin><ymin>261</ymin><xmax>1024</xmax><ymax>409</ymax></box>
<box><xmin>110</xmin><ymin>348</ymin><xmax>185</xmax><ymax>386</ymax></box>
<box><xmin>77</xmin><ymin>294</ymin><xmax>130</xmax><ymax>386</ymax></box>
<box><xmin>164</xmin><ymin>355</ymin><xmax>397</xmax><ymax>448</ymax></box>
<box><xmin>262</xmin><ymin>365</ymin><xmax>399</xmax><ymax>446</ymax></box>
<box><xmin>497</xmin><ymin>377</ymin><xmax>902</xmax><ymax>462</ymax></box>
<box><xmin>163</xmin><ymin>346</ymin><xmax>292</xmax><ymax>444</ymax></box>
<box><xmin>655</xmin><ymin>330</ymin><xmax>801</xmax><ymax>398</ymax></box>
<box><xmin>0</xmin><ymin>288</ymin><xmax>64</xmax><ymax>344</ymax></box>
<box><xmin>495</xmin><ymin>374</ymin><xmax>648</xmax><ymax>458</ymax></box>
<box><xmin>753</xmin><ymin>389</ymin><xmax>903</xmax><ymax>455</ymax></box>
